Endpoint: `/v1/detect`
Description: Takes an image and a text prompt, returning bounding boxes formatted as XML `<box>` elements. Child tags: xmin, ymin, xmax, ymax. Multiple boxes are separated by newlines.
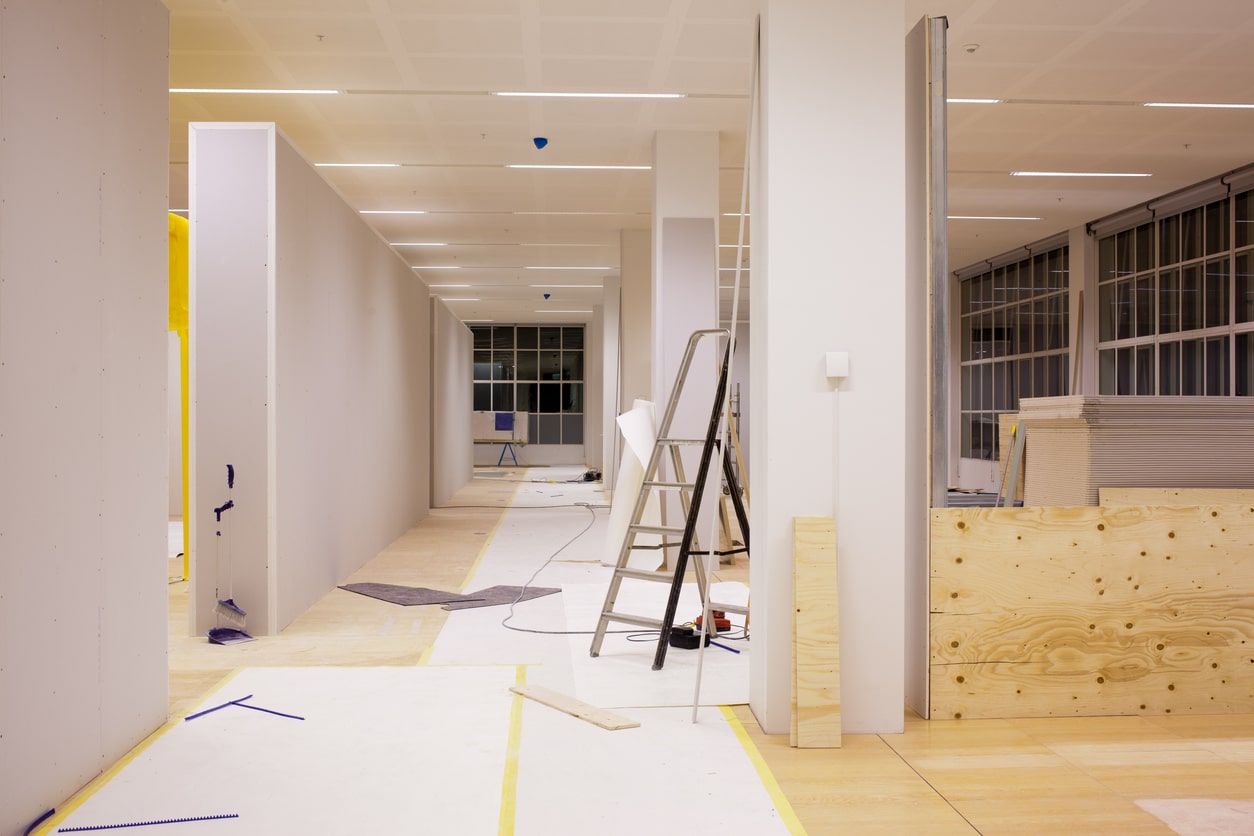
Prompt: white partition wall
<box><xmin>432</xmin><ymin>299</ymin><xmax>473</xmax><ymax>507</ymax></box>
<box><xmin>190</xmin><ymin>123</ymin><xmax>432</xmax><ymax>637</ymax></box>
<box><xmin>751</xmin><ymin>0</ymin><xmax>916</xmax><ymax>734</ymax></box>
<box><xmin>0</xmin><ymin>3</ymin><xmax>170</xmax><ymax>832</ymax></box>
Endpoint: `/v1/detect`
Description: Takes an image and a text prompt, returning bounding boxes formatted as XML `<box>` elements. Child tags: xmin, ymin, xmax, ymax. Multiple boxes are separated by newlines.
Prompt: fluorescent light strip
<box><xmin>507</xmin><ymin>164</ymin><xmax>651</xmax><ymax>171</ymax></box>
<box><xmin>947</xmin><ymin>98</ymin><xmax>1002</xmax><ymax>104</ymax></box>
<box><xmin>440</xmin><ymin>297</ymin><xmax>480</xmax><ymax>302</ymax></box>
<box><xmin>949</xmin><ymin>215</ymin><xmax>1042</xmax><ymax>220</ymax></box>
<box><xmin>1011</xmin><ymin>171</ymin><xmax>1151</xmax><ymax>177</ymax></box>
<box><xmin>513</xmin><ymin>211</ymin><xmax>642</xmax><ymax>216</ymax></box>
<box><xmin>718</xmin><ymin>244</ymin><xmax>749</xmax><ymax>248</ymax></box>
<box><xmin>170</xmin><ymin>87</ymin><xmax>339</xmax><ymax>95</ymax></box>
<box><xmin>316</xmin><ymin>163</ymin><xmax>399</xmax><ymax>168</ymax></box>
<box><xmin>1144</xmin><ymin>102</ymin><xmax>1254</xmax><ymax>109</ymax></box>
<box><xmin>412</xmin><ymin>265</ymin><xmax>462</xmax><ymax>269</ymax></box>
<box><xmin>722</xmin><ymin>213</ymin><xmax>750</xmax><ymax>217</ymax></box>
<box><xmin>362</xmin><ymin>210</ymin><xmax>426</xmax><ymax>215</ymax></box>
<box><xmin>391</xmin><ymin>242</ymin><xmax>447</xmax><ymax>247</ymax></box>
<box><xmin>463</xmin><ymin>319</ymin><xmax>494</xmax><ymax>323</ymax></box>
<box><xmin>528</xmin><ymin>284</ymin><xmax>602</xmax><ymax>289</ymax></box>
<box><xmin>429</xmin><ymin>284</ymin><xmax>471</xmax><ymax>288</ymax></box>
<box><xmin>524</xmin><ymin>266</ymin><xmax>610</xmax><ymax>270</ymax></box>
<box><xmin>494</xmin><ymin>91</ymin><xmax>685</xmax><ymax>99</ymax></box>
<box><xmin>534</xmin><ymin>310</ymin><xmax>593</xmax><ymax>314</ymax></box>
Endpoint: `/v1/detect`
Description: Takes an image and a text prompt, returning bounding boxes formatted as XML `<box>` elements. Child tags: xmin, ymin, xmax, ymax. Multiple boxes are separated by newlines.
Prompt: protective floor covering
<box><xmin>52</xmin><ymin>666</ymin><xmax>790</xmax><ymax>835</ymax></box>
<box><xmin>442</xmin><ymin>584</ymin><xmax>561</xmax><ymax>610</ymax></box>
<box><xmin>338</xmin><ymin>582</ymin><xmax>479</xmax><ymax>607</ymax></box>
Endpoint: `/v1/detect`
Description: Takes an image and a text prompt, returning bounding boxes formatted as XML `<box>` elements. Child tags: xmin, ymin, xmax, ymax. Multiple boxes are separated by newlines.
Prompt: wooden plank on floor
<box><xmin>509</xmin><ymin>684</ymin><xmax>640</xmax><ymax>731</ymax></box>
<box><xmin>793</xmin><ymin>516</ymin><xmax>840</xmax><ymax>748</ymax></box>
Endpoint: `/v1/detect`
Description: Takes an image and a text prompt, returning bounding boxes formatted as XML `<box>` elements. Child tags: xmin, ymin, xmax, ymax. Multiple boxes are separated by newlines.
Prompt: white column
<box><xmin>600</xmin><ymin>275</ymin><xmax>623</xmax><ymax>485</ymax></box>
<box><xmin>751</xmin><ymin>0</ymin><xmax>915</xmax><ymax>734</ymax></box>
<box><xmin>619</xmin><ymin>228</ymin><xmax>652</xmax><ymax>408</ymax></box>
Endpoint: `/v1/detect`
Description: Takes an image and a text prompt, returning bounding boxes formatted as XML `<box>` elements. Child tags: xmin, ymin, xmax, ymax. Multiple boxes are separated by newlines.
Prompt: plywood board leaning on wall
<box><xmin>930</xmin><ymin>505</ymin><xmax>1254</xmax><ymax>720</ymax></box>
<box><xmin>792</xmin><ymin>516</ymin><xmax>841</xmax><ymax>747</ymax></box>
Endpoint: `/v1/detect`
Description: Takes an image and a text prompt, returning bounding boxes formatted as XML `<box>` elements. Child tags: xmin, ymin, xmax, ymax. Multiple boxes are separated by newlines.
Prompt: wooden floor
<box><xmin>166</xmin><ymin>471</ymin><xmax>1254</xmax><ymax>835</ymax></box>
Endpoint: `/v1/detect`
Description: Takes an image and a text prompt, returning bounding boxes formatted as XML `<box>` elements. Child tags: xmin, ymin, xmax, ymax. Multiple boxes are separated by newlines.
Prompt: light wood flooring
<box><xmin>166</xmin><ymin>472</ymin><xmax>1254</xmax><ymax>835</ymax></box>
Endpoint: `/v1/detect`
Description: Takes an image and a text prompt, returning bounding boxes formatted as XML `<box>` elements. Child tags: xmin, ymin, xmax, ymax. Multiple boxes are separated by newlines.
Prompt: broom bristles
<box><xmin>216</xmin><ymin>598</ymin><xmax>247</xmax><ymax>627</ymax></box>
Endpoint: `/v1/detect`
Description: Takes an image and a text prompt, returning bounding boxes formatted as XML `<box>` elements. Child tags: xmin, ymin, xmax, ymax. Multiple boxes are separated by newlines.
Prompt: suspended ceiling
<box><xmin>167</xmin><ymin>0</ymin><xmax>1254</xmax><ymax>324</ymax></box>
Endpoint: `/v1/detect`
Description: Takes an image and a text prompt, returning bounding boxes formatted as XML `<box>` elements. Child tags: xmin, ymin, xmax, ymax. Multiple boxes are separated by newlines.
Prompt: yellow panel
<box><xmin>793</xmin><ymin>516</ymin><xmax>840</xmax><ymax>748</ymax></box>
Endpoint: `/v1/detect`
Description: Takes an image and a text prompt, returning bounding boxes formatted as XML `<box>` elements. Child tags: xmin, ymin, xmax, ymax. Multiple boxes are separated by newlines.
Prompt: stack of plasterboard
<box><xmin>1018</xmin><ymin>395</ymin><xmax>1254</xmax><ymax>506</ymax></box>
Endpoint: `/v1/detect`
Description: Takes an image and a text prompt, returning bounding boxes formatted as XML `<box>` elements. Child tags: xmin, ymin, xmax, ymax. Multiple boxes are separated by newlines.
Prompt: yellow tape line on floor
<box><xmin>498</xmin><ymin>665</ymin><xmax>527</xmax><ymax>835</ymax></box>
<box><xmin>720</xmin><ymin>705</ymin><xmax>808</xmax><ymax>836</ymax></box>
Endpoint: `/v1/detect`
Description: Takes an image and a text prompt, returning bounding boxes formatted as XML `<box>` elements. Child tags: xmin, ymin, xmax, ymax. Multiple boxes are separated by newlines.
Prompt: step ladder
<box><xmin>590</xmin><ymin>329</ymin><xmax>750</xmax><ymax>670</ymax></box>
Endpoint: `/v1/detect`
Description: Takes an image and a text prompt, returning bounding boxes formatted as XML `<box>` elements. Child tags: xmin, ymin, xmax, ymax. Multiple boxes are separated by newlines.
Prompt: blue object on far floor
<box><xmin>495</xmin><ymin>412</ymin><xmax>513</xmax><ymax>431</ymax></box>
<box><xmin>497</xmin><ymin>442</ymin><xmax>518</xmax><ymax>467</ymax></box>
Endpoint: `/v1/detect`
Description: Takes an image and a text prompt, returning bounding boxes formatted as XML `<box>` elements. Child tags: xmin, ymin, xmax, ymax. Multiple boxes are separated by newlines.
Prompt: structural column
<box><xmin>751</xmin><ymin>0</ymin><xmax>918</xmax><ymax>734</ymax></box>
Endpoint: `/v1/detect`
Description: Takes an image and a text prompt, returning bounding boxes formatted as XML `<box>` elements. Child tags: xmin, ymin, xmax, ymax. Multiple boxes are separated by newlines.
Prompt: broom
<box><xmin>209</xmin><ymin>463</ymin><xmax>253</xmax><ymax>643</ymax></box>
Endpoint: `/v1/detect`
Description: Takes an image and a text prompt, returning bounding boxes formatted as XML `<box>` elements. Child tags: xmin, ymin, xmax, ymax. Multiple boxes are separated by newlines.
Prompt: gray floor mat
<box><xmin>441</xmin><ymin>585</ymin><xmax>561</xmax><ymax>610</ymax></box>
<box><xmin>339</xmin><ymin>583</ymin><xmax>483</xmax><ymax>607</ymax></box>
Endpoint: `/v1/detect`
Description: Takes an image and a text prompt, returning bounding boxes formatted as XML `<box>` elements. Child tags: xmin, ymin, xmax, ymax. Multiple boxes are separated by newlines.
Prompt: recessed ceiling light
<box><xmin>948</xmin><ymin>215</ymin><xmax>1043</xmax><ymax>220</ymax></box>
<box><xmin>722</xmin><ymin>213</ymin><xmax>750</xmax><ymax>217</ymax></box>
<box><xmin>524</xmin><ymin>266</ymin><xmax>611</xmax><ymax>270</ymax></box>
<box><xmin>315</xmin><ymin>163</ymin><xmax>399</xmax><ymax>167</ymax></box>
<box><xmin>493</xmin><ymin>91</ymin><xmax>685</xmax><ymax>99</ymax></box>
<box><xmin>413</xmin><ymin>265</ymin><xmax>462</xmax><ymax>269</ymax></box>
<box><xmin>361</xmin><ymin>210</ymin><xmax>426</xmax><ymax>215</ymax></box>
<box><xmin>534</xmin><ymin>310</ymin><xmax>593</xmax><ymax>314</ymax></box>
<box><xmin>1144</xmin><ymin>102</ymin><xmax>1254</xmax><ymax>109</ymax></box>
<box><xmin>1010</xmin><ymin>171</ymin><xmax>1151</xmax><ymax>177</ymax></box>
<box><xmin>718</xmin><ymin>244</ymin><xmax>749</xmax><ymax>248</ymax></box>
<box><xmin>429</xmin><ymin>284</ymin><xmax>471</xmax><ymax>288</ymax></box>
<box><xmin>947</xmin><ymin>98</ymin><xmax>1002</xmax><ymax>104</ymax></box>
<box><xmin>513</xmin><ymin>211</ymin><xmax>643</xmax><ymax>216</ymax></box>
<box><xmin>440</xmin><ymin>298</ymin><xmax>480</xmax><ymax>302</ymax></box>
<box><xmin>528</xmin><ymin>284</ymin><xmax>602</xmax><ymax>289</ymax></box>
<box><xmin>507</xmin><ymin>164</ymin><xmax>651</xmax><ymax>171</ymax></box>
<box><xmin>391</xmin><ymin>242</ymin><xmax>448</xmax><ymax>246</ymax></box>
<box><xmin>170</xmin><ymin>87</ymin><xmax>339</xmax><ymax>95</ymax></box>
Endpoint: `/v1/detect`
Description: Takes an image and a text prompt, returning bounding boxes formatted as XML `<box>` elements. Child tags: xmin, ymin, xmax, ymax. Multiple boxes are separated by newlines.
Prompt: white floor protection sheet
<box><xmin>514</xmin><ymin>702</ymin><xmax>789</xmax><ymax>836</ymax></box>
<box><xmin>53</xmin><ymin>667</ymin><xmax>516</xmax><ymax>835</ymax></box>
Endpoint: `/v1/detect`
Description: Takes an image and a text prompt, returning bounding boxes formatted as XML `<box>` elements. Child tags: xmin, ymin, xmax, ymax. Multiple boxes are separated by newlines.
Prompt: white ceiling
<box><xmin>167</xmin><ymin>0</ymin><xmax>1254</xmax><ymax>325</ymax></box>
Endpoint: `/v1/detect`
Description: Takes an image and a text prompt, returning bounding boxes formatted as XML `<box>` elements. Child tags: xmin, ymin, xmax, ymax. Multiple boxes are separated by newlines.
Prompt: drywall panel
<box><xmin>0</xmin><ymin>2</ymin><xmax>170</xmax><ymax>832</ymax></box>
<box><xmin>931</xmin><ymin>505</ymin><xmax>1254</xmax><ymax>719</ymax></box>
<box><xmin>751</xmin><ymin>0</ymin><xmax>912</xmax><ymax>734</ymax></box>
<box><xmin>601</xmin><ymin>276</ymin><xmax>623</xmax><ymax>487</ymax></box>
<box><xmin>272</xmin><ymin>132</ymin><xmax>431</xmax><ymax>629</ymax></box>
<box><xmin>432</xmin><ymin>299</ymin><xmax>473</xmax><ymax>506</ymax></box>
<box><xmin>189</xmin><ymin>124</ymin><xmax>276</xmax><ymax>636</ymax></box>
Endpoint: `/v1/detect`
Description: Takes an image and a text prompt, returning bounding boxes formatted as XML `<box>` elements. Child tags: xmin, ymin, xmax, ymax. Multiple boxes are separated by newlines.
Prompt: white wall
<box><xmin>601</xmin><ymin>276</ymin><xmax>623</xmax><ymax>486</ymax></box>
<box><xmin>751</xmin><ymin>0</ymin><xmax>914</xmax><ymax>734</ymax></box>
<box><xmin>169</xmin><ymin>331</ymin><xmax>184</xmax><ymax>516</ymax></box>
<box><xmin>620</xmin><ymin>228</ymin><xmax>652</xmax><ymax>408</ymax></box>
<box><xmin>431</xmin><ymin>299</ymin><xmax>473</xmax><ymax>506</ymax></box>
<box><xmin>0</xmin><ymin>3</ymin><xmax>170</xmax><ymax>831</ymax></box>
<box><xmin>190</xmin><ymin>124</ymin><xmax>432</xmax><ymax>636</ymax></box>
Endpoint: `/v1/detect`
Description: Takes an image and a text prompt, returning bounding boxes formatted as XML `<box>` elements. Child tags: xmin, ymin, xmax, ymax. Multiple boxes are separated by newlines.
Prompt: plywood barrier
<box><xmin>930</xmin><ymin>505</ymin><xmax>1254</xmax><ymax>720</ymax></box>
<box><xmin>1100</xmin><ymin>487</ymin><xmax>1254</xmax><ymax>507</ymax></box>
<box><xmin>792</xmin><ymin>516</ymin><xmax>840</xmax><ymax>747</ymax></box>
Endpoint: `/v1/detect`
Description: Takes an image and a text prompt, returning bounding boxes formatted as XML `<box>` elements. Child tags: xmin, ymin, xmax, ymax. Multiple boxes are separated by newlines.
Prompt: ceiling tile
<box><xmin>539</xmin><ymin>20</ymin><xmax>669</xmax><ymax>58</ymax></box>
<box><xmin>394</xmin><ymin>17</ymin><xmax>525</xmax><ymax>54</ymax></box>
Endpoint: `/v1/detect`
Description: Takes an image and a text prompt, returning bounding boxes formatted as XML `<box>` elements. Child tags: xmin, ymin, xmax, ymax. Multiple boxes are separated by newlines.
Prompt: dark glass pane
<box><xmin>516</xmin><ymin>382</ymin><xmax>536</xmax><ymax>412</ymax></box>
<box><xmin>1033</xmin><ymin>356</ymin><xmax>1048</xmax><ymax>397</ymax></box>
<box><xmin>1205</xmin><ymin>257</ymin><xmax>1230</xmax><ymax>328</ymax></box>
<box><xmin>539</xmin><ymin>350</ymin><xmax>562</xmax><ymax>380</ymax></box>
<box><xmin>960</xmin><ymin>278</ymin><xmax>973</xmax><ymax>314</ymax></box>
<box><xmin>1159</xmin><ymin>268</ymin><xmax>1180</xmax><ymax>334</ymax></box>
<box><xmin>537</xmin><ymin>414</ymin><xmax>561</xmax><ymax>444</ymax></box>
<box><xmin>1115</xmin><ymin>346</ymin><xmax>1132</xmax><ymax>395</ymax></box>
<box><xmin>1099</xmin><ymin>349</ymin><xmax>1116</xmax><ymax>395</ymax></box>
<box><xmin>961</xmin><ymin>315</ymin><xmax>973</xmax><ymax>361</ymax></box>
<box><xmin>1003</xmin><ymin>263</ymin><xmax>1019</xmax><ymax>305</ymax></box>
<box><xmin>1237</xmin><ymin>252</ymin><xmax>1254</xmax><ymax>323</ymax></box>
<box><xmin>1060</xmin><ymin>352</ymin><xmax>1071</xmax><ymax>395</ymax></box>
<box><xmin>979</xmin><ymin>363</ymin><xmax>993</xmax><ymax>411</ymax></box>
<box><xmin>1181</xmin><ymin>264</ymin><xmax>1202</xmax><ymax>331</ymax></box>
<box><xmin>492</xmin><ymin>325</ymin><xmax>514</xmax><ymax>349</ymax></box>
<box><xmin>969</xmin><ymin>275</ymin><xmax>982</xmax><ymax>310</ymax></box>
<box><xmin>516</xmin><ymin>326</ymin><xmax>538</xmax><ymax>349</ymax></box>
<box><xmin>961</xmin><ymin>412</ymin><xmax>973</xmax><ymax>458</ymax></box>
<box><xmin>1115</xmin><ymin>229</ymin><xmax>1134</xmax><ymax>279</ymax></box>
<box><xmin>1099</xmin><ymin>281</ymin><xmax>1115</xmax><ymax>342</ymax></box>
<box><xmin>1006</xmin><ymin>360</ymin><xmax>1019</xmax><ymax>410</ymax></box>
<box><xmin>1048</xmin><ymin>294</ymin><xmax>1066</xmax><ymax>350</ymax></box>
<box><xmin>1017</xmin><ymin>357</ymin><xmax>1032</xmax><ymax>402</ymax></box>
<box><xmin>1015</xmin><ymin>303</ymin><xmax>1033</xmax><ymax>355</ymax></box>
<box><xmin>1206</xmin><ymin>335</ymin><xmax>1230</xmax><ymax>395</ymax></box>
<box><xmin>1048</xmin><ymin>353</ymin><xmax>1065</xmax><ymax>397</ymax></box>
<box><xmin>980</xmin><ymin>275</ymin><xmax>993</xmax><ymax>308</ymax></box>
<box><xmin>472</xmin><ymin>326</ymin><xmax>493</xmax><ymax>349</ymax></box>
<box><xmin>961</xmin><ymin>365</ymin><xmax>972</xmax><ymax>410</ymax></box>
<box><xmin>538</xmin><ymin>383</ymin><xmax>560</xmax><ymax>413</ymax></box>
<box><xmin>1237</xmin><ymin>190</ymin><xmax>1253</xmax><ymax>249</ymax></box>
<box><xmin>562</xmin><ymin>414</ymin><xmax>583</xmax><ymax>445</ymax></box>
<box><xmin>1134</xmin><ymin>276</ymin><xmax>1154</xmax><ymax>337</ymax></box>
<box><xmin>1205</xmin><ymin>198</ymin><xmax>1229</xmax><ymax>256</ymax></box>
<box><xmin>473</xmin><ymin>382</ymin><xmax>491</xmax><ymax>411</ymax></box>
<box><xmin>992</xmin><ymin>266</ymin><xmax>1007</xmax><ymax>307</ymax></box>
<box><xmin>1136</xmin><ymin>344</ymin><xmax>1155</xmax><ymax>395</ymax></box>
<box><xmin>993</xmin><ymin>362</ymin><xmax>1009</xmax><ymax>410</ymax></box>
<box><xmin>1135</xmin><ymin>222</ymin><xmax>1154</xmax><ymax>273</ymax></box>
<box><xmin>562</xmin><ymin>327</ymin><xmax>584</xmax><ymax>349</ymax></box>
<box><xmin>1115</xmin><ymin>280</ymin><xmax>1133</xmax><ymax>340</ymax></box>
<box><xmin>1237</xmin><ymin>332</ymin><xmax>1254</xmax><ymax>396</ymax></box>
<box><xmin>1034</xmin><ymin>299</ymin><xmax>1049</xmax><ymax>349</ymax></box>
<box><xmin>473</xmin><ymin>350</ymin><xmax>492</xmax><ymax>381</ymax></box>
<box><xmin>1159</xmin><ymin>342</ymin><xmax>1180</xmax><ymax>395</ymax></box>
<box><xmin>561</xmin><ymin>350</ymin><xmax>584</xmax><ymax>381</ymax></box>
<box><xmin>515</xmin><ymin>350</ymin><xmax>538</xmax><ymax>380</ymax></box>
<box><xmin>492</xmin><ymin>383</ymin><xmax>514</xmax><ymax>411</ymax></box>
<box><xmin>1098</xmin><ymin>236</ymin><xmax>1116</xmax><ymax>282</ymax></box>
<box><xmin>975</xmin><ymin>311</ymin><xmax>993</xmax><ymax>360</ymax></box>
<box><xmin>492</xmin><ymin>350</ymin><xmax>514</xmax><ymax>380</ymax></box>
<box><xmin>1182</xmin><ymin>206</ymin><xmax>1205</xmax><ymax>262</ymax></box>
<box><xmin>528</xmin><ymin>414</ymin><xmax>539</xmax><ymax>445</ymax></box>
<box><xmin>539</xmin><ymin>327</ymin><xmax>561</xmax><ymax>349</ymax></box>
<box><xmin>1159</xmin><ymin>215</ymin><xmax>1180</xmax><ymax>266</ymax></box>
<box><xmin>992</xmin><ymin>307</ymin><xmax>1008</xmax><ymax>357</ymax></box>
<box><xmin>562</xmin><ymin>382</ymin><xmax>583</xmax><ymax>412</ymax></box>
<box><xmin>1181</xmin><ymin>339</ymin><xmax>1203</xmax><ymax>395</ymax></box>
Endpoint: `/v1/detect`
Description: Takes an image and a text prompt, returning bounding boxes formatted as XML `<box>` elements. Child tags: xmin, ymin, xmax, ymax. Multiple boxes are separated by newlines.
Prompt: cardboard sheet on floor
<box><xmin>339</xmin><ymin>582</ymin><xmax>480</xmax><ymax>607</ymax></box>
<box><xmin>52</xmin><ymin>667</ymin><xmax>515</xmax><ymax>834</ymax></box>
<box><xmin>1135</xmin><ymin>798</ymin><xmax>1254</xmax><ymax>835</ymax></box>
<box><xmin>514</xmin><ymin>703</ymin><xmax>790</xmax><ymax>835</ymax></box>
<box><xmin>563</xmin><ymin>581</ymin><xmax>750</xmax><ymax>708</ymax></box>
<box><xmin>441</xmin><ymin>584</ymin><xmax>560</xmax><ymax>610</ymax></box>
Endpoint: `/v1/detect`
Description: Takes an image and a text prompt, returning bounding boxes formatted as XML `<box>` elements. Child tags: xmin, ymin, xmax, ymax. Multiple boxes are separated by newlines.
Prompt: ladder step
<box><xmin>642</xmin><ymin>480</ymin><xmax>696</xmax><ymax>490</ymax></box>
<box><xmin>629</xmin><ymin>524</ymin><xmax>686</xmax><ymax>536</ymax></box>
<box><xmin>613</xmin><ymin>567</ymin><xmax>675</xmax><ymax>582</ymax></box>
<box><xmin>709</xmin><ymin>601</ymin><xmax>750</xmax><ymax>616</ymax></box>
<box><xmin>656</xmin><ymin>437</ymin><xmax>705</xmax><ymax>446</ymax></box>
<box><xmin>599</xmin><ymin>611</ymin><xmax>665</xmax><ymax>630</ymax></box>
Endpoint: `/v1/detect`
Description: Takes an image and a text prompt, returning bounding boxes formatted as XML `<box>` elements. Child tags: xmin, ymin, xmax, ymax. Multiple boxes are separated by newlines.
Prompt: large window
<box><xmin>1096</xmin><ymin>189</ymin><xmax>1254</xmax><ymax>396</ymax></box>
<box><xmin>471</xmin><ymin>324</ymin><xmax>584</xmax><ymax>445</ymax></box>
<box><xmin>958</xmin><ymin>243</ymin><xmax>1070</xmax><ymax>460</ymax></box>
